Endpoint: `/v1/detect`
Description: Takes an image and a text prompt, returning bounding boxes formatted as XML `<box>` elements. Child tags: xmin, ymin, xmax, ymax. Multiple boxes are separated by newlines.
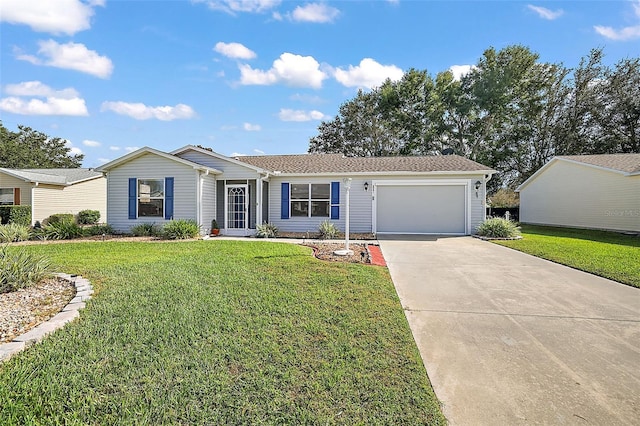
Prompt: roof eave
<box><xmin>270</xmin><ymin>170</ymin><xmax>496</xmax><ymax>177</ymax></box>
<box><xmin>96</xmin><ymin>146</ymin><xmax>222</xmax><ymax>175</ymax></box>
<box><xmin>170</xmin><ymin>145</ymin><xmax>267</xmax><ymax>174</ymax></box>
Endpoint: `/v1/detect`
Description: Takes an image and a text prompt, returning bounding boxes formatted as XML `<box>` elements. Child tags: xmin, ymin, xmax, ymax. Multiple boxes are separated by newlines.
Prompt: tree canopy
<box><xmin>0</xmin><ymin>123</ymin><xmax>84</xmax><ymax>168</ymax></box>
<box><xmin>308</xmin><ymin>46</ymin><xmax>640</xmax><ymax>189</ymax></box>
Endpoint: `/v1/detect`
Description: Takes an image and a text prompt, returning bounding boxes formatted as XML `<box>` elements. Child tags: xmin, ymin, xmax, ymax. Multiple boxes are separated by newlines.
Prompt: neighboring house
<box><xmin>96</xmin><ymin>145</ymin><xmax>496</xmax><ymax>236</ymax></box>
<box><xmin>517</xmin><ymin>154</ymin><xmax>640</xmax><ymax>233</ymax></box>
<box><xmin>0</xmin><ymin>168</ymin><xmax>107</xmax><ymax>225</ymax></box>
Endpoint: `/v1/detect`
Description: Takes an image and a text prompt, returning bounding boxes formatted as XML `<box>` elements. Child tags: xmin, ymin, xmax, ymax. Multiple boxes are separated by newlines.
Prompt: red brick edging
<box><xmin>367</xmin><ymin>245</ymin><xmax>387</xmax><ymax>267</ymax></box>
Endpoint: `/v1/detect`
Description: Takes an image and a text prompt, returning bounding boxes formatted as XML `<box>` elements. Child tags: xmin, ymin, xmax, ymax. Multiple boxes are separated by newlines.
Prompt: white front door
<box><xmin>225</xmin><ymin>185</ymin><xmax>248</xmax><ymax>235</ymax></box>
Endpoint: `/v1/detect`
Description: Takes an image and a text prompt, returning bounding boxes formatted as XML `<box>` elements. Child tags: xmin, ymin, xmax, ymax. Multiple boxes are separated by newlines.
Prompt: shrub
<box><xmin>488</xmin><ymin>188</ymin><xmax>520</xmax><ymax>208</ymax></box>
<box><xmin>476</xmin><ymin>217</ymin><xmax>521</xmax><ymax>238</ymax></box>
<box><xmin>45</xmin><ymin>213</ymin><xmax>75</xmax><ymax>225</ymax></box>
<box><xmin>318</xmin><ymin>220</ymin><xmax>339</xmax><ymax>239</ymax></box>
<box><xmin>0</xmin><ymin>223</ymin><xmax>31</xmax><ymax>243</ymax></box>
<box><xmin>40</xmin><ymin>221</ymin><xmax>84</xmax><ymax>240</ymax></box>
<box><xmin>77</xmin><ymin>209</ymin><xmax>101</xmax><ymax>225</ymax></box>
<box><xmin>255</xmin><ymin>222</ymin><xmax>278</xmax><ymax>238</ymax></box>
<box><xmin>0</xmin><ymin>206</ymin><xmax>32</xmax><ymax>226</ymax></box>
<box><xmin>130</xmin><ymin>223</ymin><xmax>162</xmax><ymax>237</ymax></box>
<box><xmin>162</xmin><ymin>219</ymin><xmax>200</xmax><ymax>240</ymax></box>
<box><xmin>0</xmin><ymin>245</ymin><xmax>51</xmax><ymax>294</ymax></box>
<box><xmin>83</xmin><ymin>224</ymin><xmax>114</xmax><ymax>236</ymax></box>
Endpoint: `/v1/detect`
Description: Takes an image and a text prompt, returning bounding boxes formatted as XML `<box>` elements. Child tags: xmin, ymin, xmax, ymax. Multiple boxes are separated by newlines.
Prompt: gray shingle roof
<box><xmin>559</xmin><ymin>154</ymin><xmax>640</xmax><ymax>175</ymax></box>
<box><xmin>0</xmin><ymin>168</ymin><xmax>103</xmax><ymax>185</ymax></box>
<box><xmin>235</xmin><ymin>153</ymin><xmax>493</xmax><ymax>174</ymax></box>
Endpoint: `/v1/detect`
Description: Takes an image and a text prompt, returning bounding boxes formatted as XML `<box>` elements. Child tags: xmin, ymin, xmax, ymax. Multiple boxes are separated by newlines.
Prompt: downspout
<box><xmin>482</xmin><ymin>173</ymin><xmax>493</xmax><ymax>222</ymax></box>
<box><xmin>257</xmin><ymin>172</ymin><xmax>270</xmax><ymax>226</ymax></box>
<box><xmin>31</xmin><ymin>182</ymin><xmax>38</xmax><ymax>226</ymax></box>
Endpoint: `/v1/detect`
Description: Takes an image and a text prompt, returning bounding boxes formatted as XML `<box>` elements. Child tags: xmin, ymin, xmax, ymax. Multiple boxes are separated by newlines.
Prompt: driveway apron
<box><xmin>379</xmin><ymin>236</ymin><xmax>640</xmax><ymax>425</ymax></box>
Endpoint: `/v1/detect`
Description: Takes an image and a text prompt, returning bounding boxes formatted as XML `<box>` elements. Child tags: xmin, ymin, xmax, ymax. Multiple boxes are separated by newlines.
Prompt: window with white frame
<box><xmin>0</xmin><ymin>188</ymin><xmax>14</xmax><ymax>205</ymax></box>
<box><xmin>138</xmin><ymin>179</ymin><xmax>164</xmax><ymax>217</ymax></box>
<box><xmin>290</xmin><ymin>183</ymin><xmax>330</xmax><ymax>217</ymax></box>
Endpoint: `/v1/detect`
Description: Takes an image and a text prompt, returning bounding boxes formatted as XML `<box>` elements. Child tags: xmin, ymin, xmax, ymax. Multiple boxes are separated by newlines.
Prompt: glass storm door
<box><xmin>226</xmin><ymin>185</ymin><xmax>247</xmax><ymax>231</ymax></box>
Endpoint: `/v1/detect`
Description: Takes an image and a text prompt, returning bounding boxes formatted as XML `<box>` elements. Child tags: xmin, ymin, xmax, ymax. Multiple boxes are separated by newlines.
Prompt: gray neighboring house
<box><xmin>0</xmin><ymin>168</ymin><xmax>106</xmax><ymax>225</ymax></box>
<box><xmin>517</xmin><ymin>154</ymin><xmax>640</xmax><ymax>233</ymax></box>
<box><xmin>97</xmin><ymin>145</ymin><xmax>496</xmax><ymax>236</ymax></box>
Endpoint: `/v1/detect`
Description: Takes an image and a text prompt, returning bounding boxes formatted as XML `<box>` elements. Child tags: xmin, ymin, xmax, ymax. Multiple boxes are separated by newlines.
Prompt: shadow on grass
<box><xmin>521</xmin><ymin>225</ymin><xmax>640</xmax><ymax>248</ymax></box>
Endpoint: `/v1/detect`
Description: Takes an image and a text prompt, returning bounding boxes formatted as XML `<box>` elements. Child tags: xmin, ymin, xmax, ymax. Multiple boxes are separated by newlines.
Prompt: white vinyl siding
<box><xmin>32</xmin><ymin>177</ymin><xmax>106</xmax><ymax>225</ymax></box>
<box><xmin>520</xmin><ymin>161</ymin><xmax>640</xmax><ymax>232</ymax></box>
<box><xmin>201</xmin><ymin>173</ymin><xmax>217</xmax><ymax>234</ymax></box>
<box><xmin>177</xmin><ymin>150</ymin><xmax>261</xmax><ymax>180</ymax></box>
<box><xmin>0</xmin><ymin>174</ymin><xmax>32</xmax><ymax>206</ymax></box>
<box><xmin>106</xmin><ymin>153</ymin><xmax>198</xmax><ymax>233</ymax></box>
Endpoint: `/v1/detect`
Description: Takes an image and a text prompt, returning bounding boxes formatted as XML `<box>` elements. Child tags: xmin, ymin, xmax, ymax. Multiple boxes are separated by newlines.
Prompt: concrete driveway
<box><xmin>378</xmin><ymin>236</ymin><xmax>640</xmax><ymax>425</ymax></box>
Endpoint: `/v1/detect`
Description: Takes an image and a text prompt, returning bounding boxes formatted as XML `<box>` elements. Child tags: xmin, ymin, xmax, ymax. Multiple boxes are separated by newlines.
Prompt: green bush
<box><xmin>476</xmin><ymin>217</ymin><xmax>521</xmax><ymax>238</ymax></box>
<box><xmin>255</xmin><ymin>222</ymin><xmax>278</xmax><ymax>238</ymax></box>
<box><xmin>318</xmin><ymin>220</ymin><xmax>339</xmax><ymax>239</ymax></box>
<box><xmin>131</xmin><ymin>223</ymin><xmax>162</xmax><ymax>237</ymax></box>
<box><xmin>0</xmin><ymin>245</ymin><xmax>51</xmax><ymax>294</ymax></box>
<box><xmin>83</xmin><ymin>224</ymin><xmax>114</xmax><ymax>236</ymax></box>
<box><xmin>45</xmin><ymin>213</ymin><xmax>75</xmax><ymax>225</ymax></box>
<box><xmin>0</xmin><ymin>205</ymin><xmax>32</xmax><ymax>226</ymax></box>
<box><xmin>77</xmin><ymin>209</ymin><xmax>101</xmax><ymax>225</ymax></box>
<box><xmin>162</xmin><ymin>219</ymin><xmax>200</xmax><ymax>240</ymax></box>
<box><xmin>39</xmin><ymin>220</ymin><xmax>84</xmax><ymax>240</ymax></box>
<box><xmin>0</xmin><ymin>223</ymin><xmax>31</xmax><ymax>243</ymax></box>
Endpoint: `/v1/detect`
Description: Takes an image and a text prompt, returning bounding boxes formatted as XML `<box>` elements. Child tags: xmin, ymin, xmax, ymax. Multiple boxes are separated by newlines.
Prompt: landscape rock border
<box><xmin>0</xmin><ymin>273</ymin><xmax>93</xmax><ymax>363</ymax></box>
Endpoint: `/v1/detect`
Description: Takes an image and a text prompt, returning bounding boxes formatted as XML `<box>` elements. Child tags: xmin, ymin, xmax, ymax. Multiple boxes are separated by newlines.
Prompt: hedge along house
<box><xmin>97</xmin><ymin>145</ymin><xmax>496</xmax><ymax>236</ymax></box>
<box><xmin>0</xmin><ymin>168</ymin><xmax>106</xmax><ymax>225</ymax></box>
<box><xmin>517</xmin><ymin>154</ymin><xmax>640</xmax><ymax>233</ymax></box>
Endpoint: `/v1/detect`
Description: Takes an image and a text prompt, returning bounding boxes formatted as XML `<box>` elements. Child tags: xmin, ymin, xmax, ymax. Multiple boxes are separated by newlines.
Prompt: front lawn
<box><xmin>494</xmin><ymin>225</ymin><xmax>640</xmax><ymax>288</ymax></box>
<box><xmin>0</xmin><ymin>241</ymin><xmax>445</xmax><ymax>425</ymax></box>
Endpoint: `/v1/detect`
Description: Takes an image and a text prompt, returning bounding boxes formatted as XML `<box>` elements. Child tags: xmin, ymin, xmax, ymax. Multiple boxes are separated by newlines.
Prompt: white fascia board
<box><xmin>270</xmin><ymin>170</ymin><xmax>495</xmax><ymax>178</ymax></box>
<box><xmin>96</xmin><ymin>146</ymin><xmax>222</xmax><ymax>175</ymax></box>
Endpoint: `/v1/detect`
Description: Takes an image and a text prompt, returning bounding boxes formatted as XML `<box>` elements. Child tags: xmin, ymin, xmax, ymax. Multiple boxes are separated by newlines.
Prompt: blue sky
<box><xmin>1</xmin><ymin>0</ymin><xmax>639</xmax><ymax>168</ymax></box>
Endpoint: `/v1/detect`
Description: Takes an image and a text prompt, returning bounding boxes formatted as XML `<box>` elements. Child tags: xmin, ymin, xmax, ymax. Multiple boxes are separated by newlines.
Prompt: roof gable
<box><xmin>516</xmin><ymin>154</ymin><xmax>640</xmax><ymax>192</ymax></box>
<box><xmin>170</xmin><ymin>145</ymin><xmax>266</xmax><ymax>173</ymax></box>
<box><xmin>96</xmin><ymin>146</ymin><xmax>222</xmax><ymax>174</ymax></box>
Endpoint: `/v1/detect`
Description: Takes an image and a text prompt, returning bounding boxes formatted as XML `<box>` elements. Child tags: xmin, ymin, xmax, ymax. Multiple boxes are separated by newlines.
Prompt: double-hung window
<box><xmin>0</xmin><ymin>188</ymin><xmax>14</xmax><ymax>205</ymax></box>
<box><xmin>138</xmin><ymin>179</ymin><xmax>164</xmax><ymax>217</ymax></box>
<box><xmin>290</xmin><ymin>183</ymin><xmax>330</xmax><ymax>217</ymax></box>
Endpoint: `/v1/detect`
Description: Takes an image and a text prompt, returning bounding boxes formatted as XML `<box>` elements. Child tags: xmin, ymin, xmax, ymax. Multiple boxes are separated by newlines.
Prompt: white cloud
<box><xmin>278</xmin><ymin>108</ymin><xmax>326</xmax><ymax>122</ymax></box>
<box><xmin>449</xmin><ymin>64</ymin><xmax>475</xmax><ymax>81</ymax></box>
<box><xmin>3</xmin><ymin>81</ymin><xmax>79</xmax><ymax>99</ymax></box>
<box><xmin>243</xmin><ymin>122</ymin><xmax>261</xmax><ymax>131</ymax></box>
<box><xmin>101</xmin><ymin>101</ymin><xmax>196</xmax><ymax>121</ymax></box>
<box><xmin>290</xmin><ymin>3</ymin><xmax>340</xmax><ymax>23</ymax></box>
<box><xmin>64</xmin><ymin>140</ymin><xmax>83</xmax><ymax>156</ymax></box>
<box><xmin>17</xmin><ymin>40</ymin><xmax>114</xmax><ymax>79</ymax></box>
<box><xmin>333</xmin><ymin>58</ymin><xmax>403</xmax><ymax>89</ymax></box>
<box><xmin>198</xmin><ymin>0</ymin><xmax>281</xmax><ymax>14</ymax></box>
<box><xmin>124</xmin><ymin>147</ymin><xmax>140</xmax><ymax>153</ymax></box>
<box><xmin>0</xmin><ymin>0</ymin><xmax>103</xmax><ymax>35</ymax></box>
<box><xmin>214</xmin><ymin>42</ymin><xmax>256</xmax><ymax>59</ymax></box>
<box><xmin>239</xmin><ymin>52</ymin><xmax>327</xmax><ymax>88</ymax></box>
<box><xmin>0</xmin><ymin>96</ymin><xmax>88</xmax><ymax>116</ymax></box>
<box><xmin>253</xmin><ymin>148</ymin><xmax>265</xmax><ymax>155</ymax></box>
<box><xmin>82</xmin><ymin>139</ymin><xmax>101</xmax><ymax>147</ymax></box>
<box><xmin>230</xmin><ymin>152</ymin><xmax>246</xmax><ymax>157</ymax></box>
<box><xmin>109</xmin><ymin>146</ymin><xmax>120</xmax><ymax>151</ymax></box>
<box><xmin>290</xmin><ymin>93</ymin><xmax>324</xmax><ymax>104</ymax></box>
<box><xmin>527</xmin><ymin>4</ymin><xmax>564</xmax><ymax>20</ymax></box>
<box><xmin>594</xmin><ymin>0</ymin><xmax>640</xmax><ymax>40</ymax></box>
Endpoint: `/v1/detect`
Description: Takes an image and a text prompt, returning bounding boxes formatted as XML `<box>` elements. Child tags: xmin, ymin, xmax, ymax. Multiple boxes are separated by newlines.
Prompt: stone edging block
<box><xmin>0</xmin><ymin>273</ymin><xmax>93</xmax><ymax>362</ymax></box>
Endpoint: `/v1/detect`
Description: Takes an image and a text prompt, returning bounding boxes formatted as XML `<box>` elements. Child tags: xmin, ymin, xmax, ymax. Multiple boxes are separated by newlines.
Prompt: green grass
<box><xmin>494</xmin><ymin>225</ymin><xmax>640</xmax><ymax>288</ymax></box>
<box><xmin>0</xmin><ymin>241</ymin><xmax>445</xmax><ymax>425</ymax></box>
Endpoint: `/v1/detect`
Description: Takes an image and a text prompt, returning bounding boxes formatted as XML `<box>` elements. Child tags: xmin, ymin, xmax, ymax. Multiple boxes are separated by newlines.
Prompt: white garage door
<box><xmin>376</xmin><ymin>184</ymin><xmax>466</xmax><ymax>234</ymax></box>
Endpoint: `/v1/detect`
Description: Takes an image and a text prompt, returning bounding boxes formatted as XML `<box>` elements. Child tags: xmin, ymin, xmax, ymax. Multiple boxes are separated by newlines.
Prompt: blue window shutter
<box><xmin>128</xmin><ymin>178</ymin><xmax>137</xmax><ymax>219</ymax></box>
<box><xmin>330</xmin><ymin>181</ymin><xmax>340</xmax><ymax>220</ymax></box>
<box><xmin>165</xmin><ymin>177</ymin><xmax>174</xmax><ymax>220</ymax></box>
<box><xmin>281</xmin><ymin>182</ymin><xmax>290</xmax><ymax>219</ymax></box>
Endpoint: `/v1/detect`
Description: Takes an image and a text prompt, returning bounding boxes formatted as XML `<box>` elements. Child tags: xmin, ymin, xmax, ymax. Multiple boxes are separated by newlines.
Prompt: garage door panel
<box><xmin>376</xmin><ymin>185</ymin><xmax>466</xmax><ymax>234</ymax></box>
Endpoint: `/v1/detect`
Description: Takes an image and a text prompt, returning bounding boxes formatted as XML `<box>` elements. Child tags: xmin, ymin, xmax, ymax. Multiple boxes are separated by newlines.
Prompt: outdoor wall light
<box><xmin>474</xmin><ymin>180</ymin><xmax>482</xmax><ymax>191</ymax></box>
<box><xmin>364</xmin><ymin>182</ymin><xmax>369</xmax><ymax>191</ymax></box>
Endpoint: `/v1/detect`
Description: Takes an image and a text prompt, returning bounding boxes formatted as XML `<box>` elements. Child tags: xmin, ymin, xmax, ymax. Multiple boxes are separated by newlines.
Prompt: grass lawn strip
<box><xmin>0</xmin><ymin>241</ymin><xmax>445</xmax><ymax>425</ymax></box>
<box><xmin>494</xmin><ymin>225</ymin><xmax>640</xmax><ymax>288</ymax></box>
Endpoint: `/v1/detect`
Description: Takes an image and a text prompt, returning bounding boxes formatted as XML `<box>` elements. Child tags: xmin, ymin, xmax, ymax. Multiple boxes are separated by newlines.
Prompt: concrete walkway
<box><xmin>379</xmin><ymin>235</ymin><xmax>640</xmax><ymax>425</ymax></box>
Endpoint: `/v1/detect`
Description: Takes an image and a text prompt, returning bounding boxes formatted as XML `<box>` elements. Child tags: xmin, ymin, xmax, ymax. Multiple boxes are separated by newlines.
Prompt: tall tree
<box><xmin>0</xmin><ymin>123</ymin><xmax>84</xmax><ymax>168</ymax></box>
<box><xmin>601</xmin><ymin>57</ymin><xmax>640</xmax><ymax>153</ymax></box>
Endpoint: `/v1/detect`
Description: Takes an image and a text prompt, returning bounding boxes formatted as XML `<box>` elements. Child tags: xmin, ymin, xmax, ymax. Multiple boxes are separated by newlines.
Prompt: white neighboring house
<box><xmin>0</xmin><ymin>168</ymin><xmax>106</xmax><ymax>225</ymax></box>
<box><xmin>97</xmin><ymin>145</ymin><xmax>496</xmax><ymax>236</ymax></box>
<box><xmin>517</xmin><ymin>154</ymin><xmax>640</xmax><ymax>233</ymax></box>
